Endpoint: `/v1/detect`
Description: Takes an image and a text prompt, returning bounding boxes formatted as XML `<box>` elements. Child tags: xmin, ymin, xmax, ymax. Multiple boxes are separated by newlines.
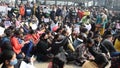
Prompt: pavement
<box><xmin>0</xmin><ymin>61</ymin><xmax>80</xmax><ymax>68</ymax></box>
<box><xmin>34</xmin><ymin>62</ymin><xmax>80</xmax><ymax>68</ymax></box>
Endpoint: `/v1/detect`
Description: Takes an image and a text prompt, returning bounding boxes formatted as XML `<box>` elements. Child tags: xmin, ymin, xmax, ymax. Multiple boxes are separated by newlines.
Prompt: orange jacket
<box><xmin>19</xmin><ymin>6</ymin><xmax>25</xmax><ymax>16</ymax></box>
<box><xmin>24</xmin><ymin>34</ymin><xmax>39</xmax><ymax>45</ymax></box>
<box><xmin>10</xmin><ymin>37</ymin><xmax>23</xmax><ymax>54</ymax></box>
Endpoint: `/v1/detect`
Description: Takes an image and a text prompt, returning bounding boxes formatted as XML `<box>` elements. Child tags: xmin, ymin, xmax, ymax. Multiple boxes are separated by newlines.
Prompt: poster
<box><xmin>0</xmin><ymin>26</ymin><xmax>5</xmax><ymax>36</ymax></box>
<box><xmin>4</xmin><ymin>21</ymin><xmax>11</xmax><ymax>28</ymax></box>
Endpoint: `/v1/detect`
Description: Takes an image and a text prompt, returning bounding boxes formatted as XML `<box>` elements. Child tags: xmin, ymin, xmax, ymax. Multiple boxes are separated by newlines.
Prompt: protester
<box><xmin>10</xmin><ymin>29</ymin><xmax>29</xmax><ymax>59</ymax></box>
<box><xmin>0</xmin><ymin>2</ymin><xmax>120</xmax><ymax>68</ymax></box>
<box><xmin>0</xmin><ymin>28</ymin><xmax>13</xmax><ymax>52</ymax></box>
<box><xmin>102</xmin><ymin>35</ymin><xmax>120</xmax><ymax>57</ymax></box>
<box><xmin>0</xmin><ymin>50</ymin><xmax>35</xmax><ymax>68</ymax></box>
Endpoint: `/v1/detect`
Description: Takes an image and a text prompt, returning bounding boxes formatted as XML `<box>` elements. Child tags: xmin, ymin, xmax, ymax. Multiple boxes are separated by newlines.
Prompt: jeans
<box><xmin>111</xmin><ymin>52</ymin><xmax>120</xmax><ymax>57</ymax></box>
<box><xmin>22</xmin><ymin>41</ymin><xmax>34</xmax><ymax>57</ymax></box>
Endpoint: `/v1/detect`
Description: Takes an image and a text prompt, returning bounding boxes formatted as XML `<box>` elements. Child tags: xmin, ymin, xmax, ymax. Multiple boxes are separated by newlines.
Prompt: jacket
<box><xmin>19</xmin><ymin>6</ymin><xmax>25</xmax><ymax>16</ymax></box>
<box><xmin>10</xmin><ymin>36</ymin><xmax>23</xmax><ymax>54</ymax></box>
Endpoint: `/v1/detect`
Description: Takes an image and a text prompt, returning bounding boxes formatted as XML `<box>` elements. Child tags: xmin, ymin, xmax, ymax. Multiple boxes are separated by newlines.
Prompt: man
<box><xmin>102</xmin><ymin>35</ymin><xmax>120</xmax><ymax>57</ymax></box>
<box><xmin>93</xmin><ymin>34</ymin><xmax>109</xmax><ymax>57</ymax></box>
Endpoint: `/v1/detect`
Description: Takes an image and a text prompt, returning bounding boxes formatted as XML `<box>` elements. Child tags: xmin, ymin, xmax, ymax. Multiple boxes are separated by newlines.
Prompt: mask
<box><xmin>10</xmin><ymin>59</ymin><xmax>18</xmax><ymax>66</ymax></box>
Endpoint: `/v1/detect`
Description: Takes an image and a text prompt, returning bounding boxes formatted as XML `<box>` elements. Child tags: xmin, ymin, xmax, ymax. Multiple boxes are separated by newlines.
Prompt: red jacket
<box><xmin>78</xmin><ymin>10</ymin><xmax>84</xmax><ymax>19</ymax></box>
<box><xmin>10</xmin><ymin>37</ymin><xmax>22</xmax><ymax>54</ymax></box>
<box><xmin>19</xmin><ymin>6</ymin><xmax>25</xmax><ymax>16</ymax></box>
<box><xmin>24</xmin><ymin>34</ymin><xmax>39</xmax><ymax>45</ymax></box>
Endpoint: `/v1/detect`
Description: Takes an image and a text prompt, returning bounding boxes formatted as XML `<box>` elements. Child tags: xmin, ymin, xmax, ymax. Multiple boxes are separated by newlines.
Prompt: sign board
<box><xmin>0</xmin><ymin>26</ymin><xmax>5</xmax><ymax>36</ymax></box>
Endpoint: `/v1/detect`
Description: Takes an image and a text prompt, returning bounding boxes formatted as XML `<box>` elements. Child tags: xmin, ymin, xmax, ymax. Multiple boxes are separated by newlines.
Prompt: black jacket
<box><xmin>36</xmin><ymin>39</ymin><xmax>49</xmax><ymax>55</ymax></box>
<box><xmin>51</xmin><ymin>36</ymin><xmax>68</xmax><ymax>55</ymax></box>
<box><xmin>102</xmin><ymin>39</ymin><xmax>116</xmax><ymax>53</ymax></box>
<box><xmin>94</xmin><ymin>40</ymin><xmax>109</xmax><ymax>54</ymax></box>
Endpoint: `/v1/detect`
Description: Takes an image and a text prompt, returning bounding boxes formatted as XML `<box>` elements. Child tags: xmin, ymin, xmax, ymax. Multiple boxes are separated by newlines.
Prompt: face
<box><xmin>88</xmin><ymin>42</ymin><xmax>94</xmax><ymax>47</ymax></box>
<box><xmin>48</xmin><ymin>33</ymin><xmax>52</xmax><ymax>37</ymax></box>
<box><xmin>98</xmin><ymin>36</ymin><xmax>102</xmax><ymax>42</ymax></box>
<box><xmin>20</xmin><ymin>28</ymin><xmax>24</xmax><ymax>33</ymax></box>
<box><xmin>5</xmin><ymin>53</ymin><xmax>17</xmax><ymax>66</ymax></box>
<box><xmin>109</xmin><ymin>36</ymin><xmax>113</xmax><ymax>42</ymax></box>
<box><xmin>87</xmin><ymin>40</ymin><xmax>94</xmax><ymax>47</ymax></box>
<box><xmin>44</xmin><ymin>34</ymin><xmax>48</xmax><ymax>39</ymax></box>
<box><xmin>57</xmin><ymin>35</ymin><xmax>62</xmax><ymax>41</ymax></box>
<box><xmin>96</xmin><ymin>36</ymin><xmax>102</xmax><ymax>42</ymax></box>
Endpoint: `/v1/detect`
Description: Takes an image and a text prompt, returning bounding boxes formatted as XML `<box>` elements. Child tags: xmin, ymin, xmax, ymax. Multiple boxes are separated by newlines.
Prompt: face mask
<box><xmin>10</xmin><ymin>59</ymin><xmax>18</xmax><ymax>66</ymax></box>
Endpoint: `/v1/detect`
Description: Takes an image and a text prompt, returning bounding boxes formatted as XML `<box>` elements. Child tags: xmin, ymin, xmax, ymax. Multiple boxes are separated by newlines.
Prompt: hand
<box><xmin>30</xmin><ymin>55</ymin><xmax>36</xmax><ymax>63</ymax></box>
<box><xmin>47</xmin><ymin>47</ymin><xmax>51</xmax><ymax>51</ymax></box>
<box><xmin>24</xmin><ymin>41</ymin><xmax>30</xmax><ymax>44</ymax></box>
<box><xmin>22</xmin><ymin>52</ymin><xmax>25</xmax><ymax>58</ymax></box>
<box><xmin>21</xmin><ymin>41</ymin><xmax>30</xmax><ymax>46</ymax></box>
<box><xmin>106</xmin><ymin>53</ymin><xmax>111</xmax><ymax>59</ymax></box>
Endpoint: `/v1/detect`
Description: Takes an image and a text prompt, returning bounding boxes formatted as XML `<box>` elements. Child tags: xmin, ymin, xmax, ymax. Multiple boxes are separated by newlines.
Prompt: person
<box><xmin>102</xmin><ymin>35</ymin><xmax>120</xmax><ymax>57</ymax></box>
<box><xmin>35</xmin><ymin>33</ymin><xmax>51</xmax><ymax>62</ymax></box>
<box><xmin>93</xmin><ymin>34</ymin><xmax>109</xmax><ymax>57</ymax></box>
<box><xmin>81</xmin><ymin>15</ymin><xmax>90</xmax><ymax>26</ymax></box>
<box><xmin>86</xmin><ymin>38</ymin><xmax>101</xmax><ymax>57</ymax></box>
<box><xmin>48</xmin><ymin>52</ymin><xmax>67</xmax><ymax>68</ymax></box>
<box><xmin>95</xmin><ymin>13</ymin><xmax>102</xmax><ymax>32</ymax></box>
<box><xmin>24</xmin><ymin>28</ymin><xmax>39</xmax><ymax>45</ymax></box>
<box><xmin>50</xmin><ymin>7</ymin><xmax>56</xmax><ymax>21</ymax></box>
<box><xmin>52</xmin><ymin>53</ymin><xmax>66</xmax><ymax>68</ymax></box>
<box><xmin>82</xmin><ymin>54</ymin><xmax>108</xmax><ymax>68</ymax></box>
<box><xmin>114</xmin><ymin>35</ymin><xmax>120</xmax><ymax>52</ymax></box>
<box><xmin>75</xmin><ymin>38</ymin><xmax>94</xmax><ymax>66</ymax></box>
<box><xmin>32</xmin><ymin>3</ymin><xmax>37</xmax><ymax>15</ymax></box>
<box><xmin>22</xmin><ymin>28</ymin><xmax>36</xmax><ymax>57</ymax></box>
<box><xmin>86</xmin><ymin>38</ymin><xmax>111</xmax><ymax>68</ymax></box>
<box><xmin>0</xmin><ymin>50</ymin><xmax>35</xmax><ymax>68</ymax></box>
<box><xmin>115</xmin><ymin>20</ymin><xmax>120</xmax><ymax>32</ymax></box>
<box><xmin>73</xmin><ymin>33</ymin><xmax>84</xmax><ymax>48</ymax></box>
<box><xmin>19</xmin><ymin>4</ymin><xmax>25</xmax><ymax>18</ymax></box>
<box><xmin>51</xmin><ymin>33</ymin><xmax>69</xmax><ymax>55</ymax></box>
<box><xmin>10</xmin><ymin>29</ymin><xmax>29</xmax><ymax>59</ymax></box>
<box><xmin>100</xmin><ymin>12</ymin><xmax>108</xmax><ymax>35</ymax></box>
<box><xmin>25</xmin><ymin>4</ymin><xmax>32</xmax><ymax>17</ymax></box>
<box><xmin>0</xmin><ymin>28</ymin><xmax>13</xmax><ymax>52</ymax></box>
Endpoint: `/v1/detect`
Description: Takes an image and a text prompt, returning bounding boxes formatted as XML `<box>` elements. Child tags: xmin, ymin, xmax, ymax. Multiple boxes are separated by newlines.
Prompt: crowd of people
<box><xmin>0</xmin><ymin>1</ymin><xmax>120</xmax><ymax>68</ymax></box>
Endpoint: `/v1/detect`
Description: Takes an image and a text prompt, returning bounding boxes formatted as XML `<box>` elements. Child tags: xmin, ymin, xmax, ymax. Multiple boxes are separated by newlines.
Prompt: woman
<box><xmin>0</xmin><ymin>50</ymin><xmax>19</xmax><ymax>68</ymax></box>
<box><xmin>10</xmin><ymin>29</ymin><xmax>29</xmax><ymax>59</ymax></box>
<box><xmin>0</xmin><ymin>50</ymin><xmax>35</xmax><ymax>68</ymax></box>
